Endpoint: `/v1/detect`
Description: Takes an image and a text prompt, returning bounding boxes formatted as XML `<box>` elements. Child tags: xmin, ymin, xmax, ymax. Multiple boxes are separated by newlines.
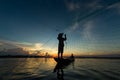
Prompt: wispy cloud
<box><xmin>107</xmin><ymin>2</ymin><xmax>120</xmax><ymax>14</ymax></box>
<box><xmin>0</xmin><ymin>43</ymin><xmax>2</xmax><ymax>45</ymax></box>
<box><xmin>66</xmin><ymin>21</ymin><xmax>80</xmax><ymax>33</ymax></box>
<box><xmin>0</xmin><ymin>40</ymin><xmax>19</xmax><ymax>49</ymax></box>
<box><xmin>107</xmin><ymin>2</ymin><xmax>120</xmax><ymax>9</ymax></box>
<box><xmin>86</xmin><ymin>0</ymin><xmax>103</xmax><ymax>9</ymax></box>
<box><xmin>0</xmin><ymin>39</ymin><xmax>57</xmax><ymax>54</ymax></box>
<box><xmin>0</xmin><ymin>43</ymin><xmax>3</xmax><ymax>45</ymax></box>
<box><xmin>64</xmin><ymin>0</ymin><xmax>103</xmax><ymax>12</ymax></box>
<box><xmin>65</xmin><ymin>0</ymin><xmax>119</xmax><ymax>33</ymax></box>
<box><xmin>64</xmin><ymin>0</ymin><xmax>80</xmax><ymax>11</ymax></box>
<box><xmin>64</xmin><ymin>0</ymin><xmax>103</xmax><ymax>33</ymax></box>
<box><xmin>0</xmin><ymin>39</ymin><xmax>33</xmax><ymax>50</ymax></box>
<box><xmin>82</xmin><ymin>21</ymin><xmax>95</xmax><ymax>40</ymax></box>
<box><xmin>71</xmin><ymin>22</ymin><xmax>79</xmax><ymax>31</ymax></box>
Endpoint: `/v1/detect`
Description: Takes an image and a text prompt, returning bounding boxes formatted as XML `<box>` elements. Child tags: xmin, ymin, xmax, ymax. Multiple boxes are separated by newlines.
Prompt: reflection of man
<box><xmin>57</xmin><ymin>69</ymin><xmax>64</xmax><ymax>80</ymax></box>
<box><xmin>57</xmin><ymin>33</ymin><xmax>67</xmax><ymax>58</ymax></box>
<box><xmin>53</xmin><ymin>63</ymin><xmax>64</xmax><ymax>80</ymax></box>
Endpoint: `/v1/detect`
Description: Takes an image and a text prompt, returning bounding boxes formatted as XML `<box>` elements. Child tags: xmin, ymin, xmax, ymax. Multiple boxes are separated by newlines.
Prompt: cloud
<box><xmin>64</xmin><ymin>0</ymin><xmax>103</xmax><ymax>12</ymax></box>
<box><xmin>82</xmin><ymin>21</ymin><xmax>94</xmax><ymax>40</ymax></box>
<box><xmin>0</xmin><ymin>39</ymin><xmax>34</xmax><ymax>50</ymax></box>
<box><xmin>66</xmin><ymin>22</ymin><xmax>80</xmax><ymax>33</ymax></box>
<box><xmin>66</xmin><ymin>20</ymin><xmax>96</xmax><ymax>42</ymax></box>
<box><xmin>107</xmin><ymin>2</ymin><xmax>120</xmax><ymax>14</ymax></box>
<box><xmin>0</xmin><ymin>39</ymin><xmax>57</xmax><ymax>54</ymax></box>
<box><xmin>64</xmin><ymin>0</ymin><xmax>104</xmax><ymax>33</ymax></box>
<box><xmin>86</xmin><ymin>0</ymin><xmax>103</xmax><ymax>9</ymax></box>
<box><xmin>71</xmin><ymin>22</ymin><xmax>79</xmax><ymax>30</ymax></box>
<box><xmin>107</xmin><ymin>2</ymin><xmax>120</xmax><ymax>9</ymax></box>
<box><xmin>34</xmin><ymin>43</ymin><xmax>43</xmax><ymax>50</ymax></box>
<box><xmin>0</xmin><ymin>40</ymin><xmax>19</xmax><ymax>49</ymax></box>
<box><xmin>0</xmin><ymin>43</ymin><xmax>3</xmax><ymax>45</ymax></box>
<box><xmin>65</xmin><ymin>0</ymin><xmax>119</xmax><ymax>34</ymax></box>
<box><xmin>64</xmin><ymin>0</ymin><xmax>80</xmax><ymax>11</ymax></box>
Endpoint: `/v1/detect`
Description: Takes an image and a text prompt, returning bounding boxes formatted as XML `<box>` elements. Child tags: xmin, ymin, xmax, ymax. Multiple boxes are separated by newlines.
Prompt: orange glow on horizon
<box><xmin>22</xmin><ymin>44</ymin><xmax>120</xmax><ymax>57</ymax></box>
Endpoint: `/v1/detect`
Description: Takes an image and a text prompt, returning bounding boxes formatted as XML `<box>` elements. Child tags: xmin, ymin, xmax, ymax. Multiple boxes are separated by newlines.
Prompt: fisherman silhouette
<box><xmin>57</xmin><ymin>33</ymin><xmax>67</xmax><ymax>59</ymax></box>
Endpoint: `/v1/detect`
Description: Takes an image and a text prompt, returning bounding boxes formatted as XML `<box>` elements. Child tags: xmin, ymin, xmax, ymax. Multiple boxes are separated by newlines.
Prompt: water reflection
<box><xmin>53</xmin><ymin>61</ymin><xmax>74</xmax><ymax>80</ymax></box>
<box><xmin>0</xmin><ymin>58</ymin><xmax>120</xmax><ymax>80</ymax></box>
<box><xmin>12</xmin><ymin>58</ymin><xmax>56</xmax><ymax>74</ymax></box>
<box><xmin>0</xmin><ymin>58</ymin><xmax>56</xmax><ymax>80</ymax></box>
<box><xmin>45</xmin><ymin>57</ymin><xmax>47</xmax><ymax>62</ymax></box>
<box><xmin>53</xmin><ymin>62</ymin><xmax>64</xmax><ymax>80</ymax></box>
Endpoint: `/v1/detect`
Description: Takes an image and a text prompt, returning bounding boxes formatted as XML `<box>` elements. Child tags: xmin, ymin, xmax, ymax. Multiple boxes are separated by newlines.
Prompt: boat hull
<box><xmin>54</xmin><ymin>58</ymin><xmax>74</xmax><ymax>64</ymax></box>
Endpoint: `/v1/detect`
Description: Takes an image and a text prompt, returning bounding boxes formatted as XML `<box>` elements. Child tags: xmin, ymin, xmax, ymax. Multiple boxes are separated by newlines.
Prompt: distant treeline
<box><xmin>75</xmin><ymin>56</ymin><xmax>120</xmax><ymax>59</ymax></box>
<box><xmin>0</xmin><ymin>55</ymin><xmax>120</xmax><ymax>59</ymax></box>
<box><xmin>0</xmin><ymin>55</ymin><xmax>51</xmax><ymax>58</ymax></box>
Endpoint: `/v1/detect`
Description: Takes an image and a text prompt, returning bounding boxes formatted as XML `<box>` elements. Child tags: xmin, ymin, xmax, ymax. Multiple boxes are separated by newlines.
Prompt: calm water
<box><xmin>0</xmin><ymin>58</ymin><xmax>120</xmax><ymax>80</ymax></box>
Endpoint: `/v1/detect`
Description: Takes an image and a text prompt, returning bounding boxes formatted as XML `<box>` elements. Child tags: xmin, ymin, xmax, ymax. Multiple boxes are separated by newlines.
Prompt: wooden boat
<box><xmin>54</xmin><ymin>57</ymin><xmax>74</xmax><ymax>64</ymax></box>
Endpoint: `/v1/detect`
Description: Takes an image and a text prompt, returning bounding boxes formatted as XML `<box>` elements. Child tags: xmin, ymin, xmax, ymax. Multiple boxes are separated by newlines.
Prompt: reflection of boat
<box><xmin>53</xmin><ymin>62</ymin><xmax>64</xmax><ymax>80</ymax></box>
<box><xmin>53</xmin><ymin>57</ymin><xmax>75</xmax><ymax>80</ymax></box>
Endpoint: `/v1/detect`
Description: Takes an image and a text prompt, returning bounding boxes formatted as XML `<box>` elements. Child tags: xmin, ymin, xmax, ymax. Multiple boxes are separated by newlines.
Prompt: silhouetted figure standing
<box><xmin>57</xmin><ymin>33</ymin><xmax>67</xmax><ymax>59</ymax></box>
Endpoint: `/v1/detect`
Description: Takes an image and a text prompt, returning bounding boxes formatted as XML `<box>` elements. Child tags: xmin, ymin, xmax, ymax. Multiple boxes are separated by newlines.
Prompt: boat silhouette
<box><xmin>54</xmin><ymin>57</ymin><xmax>74</xmax><ymax>65</ymax></box>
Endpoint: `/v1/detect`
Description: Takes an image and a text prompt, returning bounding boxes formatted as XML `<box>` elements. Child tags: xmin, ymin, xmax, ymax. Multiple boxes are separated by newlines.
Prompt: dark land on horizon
<box><xmin>0</xmin><ymin>48</ymin><xmax>120</xmax><ymax>59</ymax></box>
<box><xmin>0</xmin><ymin>55</ymin><xmax>120</xmax><ymax>59</ymax></box>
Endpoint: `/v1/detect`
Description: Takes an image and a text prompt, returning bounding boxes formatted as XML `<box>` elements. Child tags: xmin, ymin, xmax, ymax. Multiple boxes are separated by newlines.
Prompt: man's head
<box><xmin>58</xmin><ymin>33</ymin><xmax>64</xmax><ymax>37</ymax></box>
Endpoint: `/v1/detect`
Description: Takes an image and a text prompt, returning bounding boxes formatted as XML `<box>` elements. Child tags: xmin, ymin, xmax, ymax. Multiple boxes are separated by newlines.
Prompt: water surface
<box><xmin>0</xmin><ymin>58</ymin><xmax>120</xmax><ymax>80</ymax></box>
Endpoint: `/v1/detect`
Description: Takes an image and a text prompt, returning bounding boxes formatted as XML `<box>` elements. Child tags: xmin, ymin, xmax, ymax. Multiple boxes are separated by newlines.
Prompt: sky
<box><xmin>0</xmin><ymin>0</ymin><xmax>120</xmax><ymax>56</ymax></box>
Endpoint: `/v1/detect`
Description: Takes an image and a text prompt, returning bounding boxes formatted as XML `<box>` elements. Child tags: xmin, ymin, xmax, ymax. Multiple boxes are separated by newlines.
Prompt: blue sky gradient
<box><xmin>0</xmin><ymin>0</ymin><xmax>120</xmax><ymax>56</ymax></box>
